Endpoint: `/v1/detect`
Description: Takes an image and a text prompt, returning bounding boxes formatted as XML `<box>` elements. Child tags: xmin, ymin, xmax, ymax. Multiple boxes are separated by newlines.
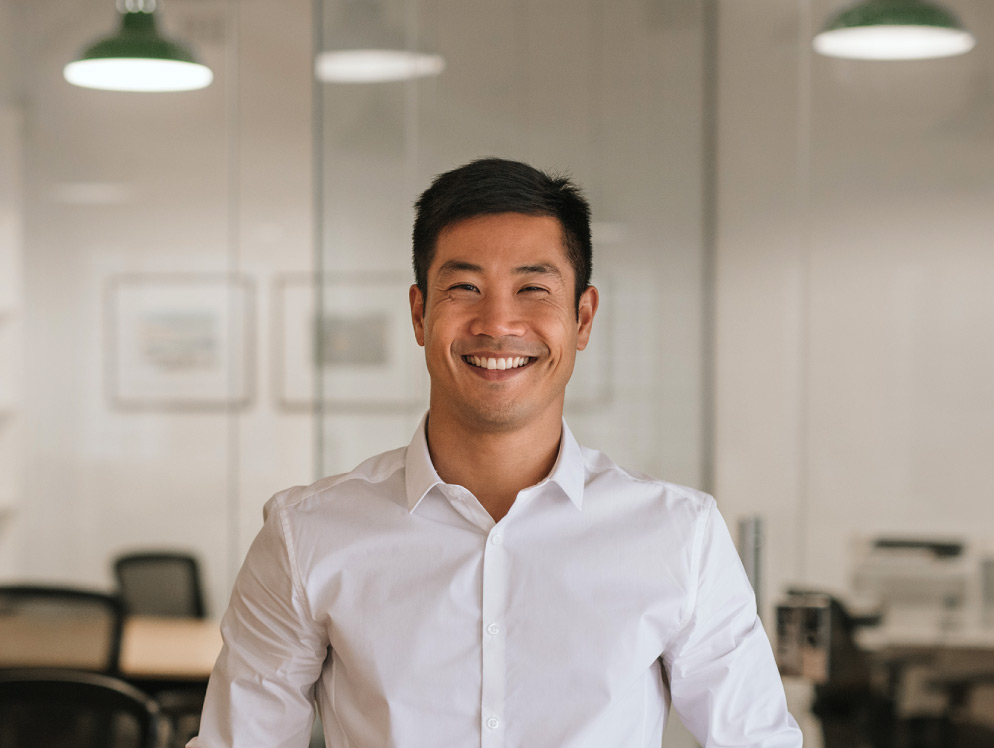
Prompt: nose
<box><xmin>469</xmin><ymin>291</ymin><xmax>526</xmax><ymax>338</ymax></box>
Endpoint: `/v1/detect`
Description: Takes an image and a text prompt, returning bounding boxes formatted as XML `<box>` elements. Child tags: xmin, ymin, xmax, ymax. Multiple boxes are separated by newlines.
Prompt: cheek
<box><xmin>422</xmin><ymin>321</ymin><xmax>454</xmax><ymax>360</ymax></box>
<box><xmin>545</xmin><ymin>316</ymin><xmax>580</xmax><ymax>347</ymax></box>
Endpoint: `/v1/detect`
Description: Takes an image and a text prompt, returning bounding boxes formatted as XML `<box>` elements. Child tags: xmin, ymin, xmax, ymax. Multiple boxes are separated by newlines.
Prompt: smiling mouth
<box><xmin>463</xmin><ymin>355</ymin><xmax>533</xmax><ymax>371</ymax></box>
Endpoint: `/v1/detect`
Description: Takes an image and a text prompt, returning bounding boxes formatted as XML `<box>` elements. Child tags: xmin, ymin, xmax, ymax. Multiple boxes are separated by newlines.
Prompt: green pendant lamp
<box><xmin>315</xmin><ymin>0</ymin><xmax>444</xmax><ymax>84</ymax></box>
<box><xmin>64</xmin><ymin>0</ymin><xmax>213</xmax><ymax>92</ymax></box>
<box><xmin>814</xmin><ymin>0</ymin><xmax>975</xmax><ymax>60</ymax></box>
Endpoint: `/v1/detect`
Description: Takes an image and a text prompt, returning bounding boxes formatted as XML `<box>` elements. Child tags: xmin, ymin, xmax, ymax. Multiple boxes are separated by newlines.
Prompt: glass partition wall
<box><xmin>1</xmin><ymin>0</ymin><xmax>316</xmax><ymax>615</ymax></box>
<box><xmin>314</xmin><ymin>0</ymin><xmax>714</xmax><ymax>491</ymax></box>
<box><xmin>714</xmin><ymin>0</ymin><xmax>994</xmax><ymax>617</ymax></box>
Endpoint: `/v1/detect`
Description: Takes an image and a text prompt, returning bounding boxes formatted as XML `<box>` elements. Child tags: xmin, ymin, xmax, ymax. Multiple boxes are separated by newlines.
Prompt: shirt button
<box><xmin>486</xmin><ymin>717</ymin><xmax>500</xmax><ymax>730</ymax></box>
<box><xmin>487</xmin><ymin>622</ymin><xmax>500</xmax><ymax>635</ymax></box>
<box><xmin>490</xmin><ymin>533</ymin><xmax>503</xmax><ymax>545</ymax></box>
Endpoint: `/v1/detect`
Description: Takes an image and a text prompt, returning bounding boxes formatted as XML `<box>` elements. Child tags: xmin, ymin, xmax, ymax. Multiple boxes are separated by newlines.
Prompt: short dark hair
<box><xmin>412</xmin><ymin>157</ymin><xmax>593</xmax><ymax>310</ymax></box>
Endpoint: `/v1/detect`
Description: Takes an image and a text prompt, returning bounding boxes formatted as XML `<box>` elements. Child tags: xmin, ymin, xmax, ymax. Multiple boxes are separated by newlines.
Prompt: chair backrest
<box><xmin>0</xmin><ymin>586</ymin><xmax>124</xmax><ymax>673</ymax></box>
<box><xmin>113</xmin><ymin>552</ymin><xmax>206</xmax><ymax>619</ymax></box>
<box><xmin>0</xmin><ymin>668</ymin><xmax>161</xmax><ymax>748</ymax></box>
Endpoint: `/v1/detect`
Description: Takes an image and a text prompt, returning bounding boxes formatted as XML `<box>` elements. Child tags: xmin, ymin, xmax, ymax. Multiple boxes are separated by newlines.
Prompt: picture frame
<box><xmin>105</xmin><ymin>274</ymin><xmax>255</xmax><ymax>411</ymax></box>
<box><xmin>273</xmin><ymin>273</ymin><xmax>427</xmax><ymax>411</ymax></box>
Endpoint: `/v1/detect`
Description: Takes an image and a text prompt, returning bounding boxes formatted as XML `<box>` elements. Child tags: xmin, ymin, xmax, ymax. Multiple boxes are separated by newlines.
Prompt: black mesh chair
<box><xmin>0</xmin><ymin>586</ymin><xmax>124</xmax><ymax>673</ymax></box>
<box><xmin>807</xmin><ymin>595</ymin><xmax>895</xmax><ymax>748</ymax></box>
<box><xmin>0</xmin><ymin>669</ymin><xmax>161</xmax><ymax>748</ymax></box>
<box><xmin>113</xmin><ymin>551</ymin><xmax>209</xmax><ymax>746</ymax></box>
<box><xmin>113</xmin><ymin>551</ymin><xmax>206</xmax><ymax>619</ymax></box>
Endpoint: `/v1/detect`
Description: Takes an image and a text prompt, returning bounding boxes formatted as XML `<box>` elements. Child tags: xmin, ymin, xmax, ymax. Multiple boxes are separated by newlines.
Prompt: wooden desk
<box><xmin>120</xmin><ymin>616</ymin><xmax>222</xmax><ymax>681</ymax></box>
<box><xmin>0</xmin><ymin>611</ymin><xmax>221</xmax><ymax>693</ymax></box>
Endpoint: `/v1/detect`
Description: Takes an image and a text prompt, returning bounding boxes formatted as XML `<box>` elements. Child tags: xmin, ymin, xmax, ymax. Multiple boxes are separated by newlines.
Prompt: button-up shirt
<box><xmin>192</xmin><ymin>417</ymin><xmax>801</xmax><ymax>747</ymax></box>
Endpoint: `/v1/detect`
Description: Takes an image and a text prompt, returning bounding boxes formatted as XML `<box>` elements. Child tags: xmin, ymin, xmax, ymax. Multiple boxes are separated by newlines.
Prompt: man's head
<box><xmin>408</xmin><ymin>159</ymin><xmax>599</xmax><ymax>437</ymax></box>
<box><xmin>412</xmin><ymin>158</ymin><xmax>593</xmax><ymax>313</ymax></box>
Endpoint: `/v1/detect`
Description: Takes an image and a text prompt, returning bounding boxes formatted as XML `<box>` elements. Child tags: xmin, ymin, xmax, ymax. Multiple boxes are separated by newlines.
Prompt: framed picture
<box><xmin>105</xmin><ymin>274</ymin><xmax>254</xmax><ymax>410</ymax></box>
<box><xmin>274</xmin><ymin>273</ymin><xmax>427</xmax><ymax>411</ymax></box>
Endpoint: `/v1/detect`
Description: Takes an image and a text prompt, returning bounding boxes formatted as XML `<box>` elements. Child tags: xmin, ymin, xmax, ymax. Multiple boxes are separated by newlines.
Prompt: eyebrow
<box><xmin>436</xmin><ymin>260</ymin><xmax>563</xmax><ymax>279</ymax></box>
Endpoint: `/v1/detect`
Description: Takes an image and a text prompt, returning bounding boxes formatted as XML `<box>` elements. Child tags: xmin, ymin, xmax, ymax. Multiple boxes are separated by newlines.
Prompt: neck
<box><xmin>425</xmin><ymin>409</ymin><xmax>563</xmax><ymax>523</ymax></box>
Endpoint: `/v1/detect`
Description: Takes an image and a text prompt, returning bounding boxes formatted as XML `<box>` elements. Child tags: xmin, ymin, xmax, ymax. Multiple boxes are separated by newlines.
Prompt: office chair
<box><xmin>777</xmin><ymin>592</ymin><xmax>894</xmax><ymax>748</ymax></box>
<box><xmin>0</xmin><ymin>668</ymin><xmax>161</xmax><ymax>748</ymax></box>
<box><xmin>154</xmin><ymin>686</ymin><xmax>208</xmax><ymax>748</ymax></box>
<box><xmin>113</xmin><ymin>551</ymin><xmax>207</xmax><ymax>619</ymax></box>
<box><xmin>0</xmin><ymin>585</ymin><xmax>124</xmax><ymax>673</ymax></box>
<box><xmin>113</xmin><ymin>551</ymin><xmax>211</xmax><ymax>746</ymax></box>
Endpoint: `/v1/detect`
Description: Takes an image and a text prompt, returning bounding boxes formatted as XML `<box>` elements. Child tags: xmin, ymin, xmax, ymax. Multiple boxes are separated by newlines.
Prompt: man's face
<box><xmin>410</xmin><ymin>212</ymin><xmax>597</xmax><ymax>435</ymax></box>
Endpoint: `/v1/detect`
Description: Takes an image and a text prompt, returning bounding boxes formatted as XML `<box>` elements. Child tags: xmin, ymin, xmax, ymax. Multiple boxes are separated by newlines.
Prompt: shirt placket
<box><xmin>480</xmin><ymin>525</ymin><xmax>508</xmax><ymax>748</ymax></box>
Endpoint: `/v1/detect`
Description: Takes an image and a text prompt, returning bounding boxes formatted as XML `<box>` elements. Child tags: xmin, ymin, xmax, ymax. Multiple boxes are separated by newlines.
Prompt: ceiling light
<box><xmin>814</xmin><ymin>0</ymin><xmax>975</xmax><ymax>60</ymax></box>
<box><xmin>64</xmin><ymin>0</ymin><xmax>213</xmax><ymax>92</ymax></box>
<box><xmin>315</xmin><ymin>0</ymin><xmax>444</xmax><ymax>84</ymax></box>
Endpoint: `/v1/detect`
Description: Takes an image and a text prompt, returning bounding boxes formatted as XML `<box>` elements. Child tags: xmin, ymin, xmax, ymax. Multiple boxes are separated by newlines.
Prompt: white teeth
<box><xmin>466</xmin><ymin>355</ymin><xmax>530</xmax><ymax>370</ymax></box>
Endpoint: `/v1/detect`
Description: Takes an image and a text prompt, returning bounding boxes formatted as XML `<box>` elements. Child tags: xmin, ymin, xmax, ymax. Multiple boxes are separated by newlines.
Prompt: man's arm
<box><xmin>190</xmin><ymin>495</ymin><xmax>329</xmax><ymax>748</ymax></box>
<box><xmin>662</xmin><ymin>503</ymin><xmax>802</xmax><ymax>747</ymax></box>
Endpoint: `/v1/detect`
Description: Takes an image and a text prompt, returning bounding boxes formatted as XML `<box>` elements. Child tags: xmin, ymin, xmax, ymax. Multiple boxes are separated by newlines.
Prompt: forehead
<box><xmin>430</xmin><ymin>212</ymin><xmax>569</xmax><ymax>275</ymax></box>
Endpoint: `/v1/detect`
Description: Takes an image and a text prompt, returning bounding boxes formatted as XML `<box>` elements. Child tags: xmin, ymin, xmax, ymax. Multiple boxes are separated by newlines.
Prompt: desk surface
<box><xmin>856</xmin><ymin>610</ymin><xmax>994</xmax><ymax>653</ymax></box>
<box><xmin>860</xmin><ymin>625</ymin><xmax>994</xmax><ymax>652</ymax></box>
<box><xmin>121</xmin><ymin>615</ymin><xmax>221</xmax><ymax>680</ymax></box>
<box><xmin>0</xmin><ymin>613</ymin><xmax>222</xmax><ymax>680</ymax></box>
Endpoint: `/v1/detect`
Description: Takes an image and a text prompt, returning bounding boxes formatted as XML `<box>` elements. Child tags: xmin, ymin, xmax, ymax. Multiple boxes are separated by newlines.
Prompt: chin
<box><xmin>461</xmin><ymin>404</ymin><xmax>532</xmax><ymax>434</ymax></box>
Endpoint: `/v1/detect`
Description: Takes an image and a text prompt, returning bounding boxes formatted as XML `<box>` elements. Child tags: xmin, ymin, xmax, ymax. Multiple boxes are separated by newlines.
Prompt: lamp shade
<box><xmin>64</xmin><ymin>8</ymin><xmax>213</xmax><ymax>92</ymax></box>
<box><xmin>315</xmin><ymin>0</ymin><xmax>444</xmax><ymax>83</ymax></box>
<box><xmin>814</xmin><ymin>0</ymin><xmax>975</xmax><ymax>60</ymax></box>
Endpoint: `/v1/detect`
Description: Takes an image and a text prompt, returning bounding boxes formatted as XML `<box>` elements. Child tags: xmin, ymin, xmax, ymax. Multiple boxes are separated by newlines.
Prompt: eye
<box><xmin>519</xmin><ymin>285</ymin><xmax>548</xmax><ymax>294</ymax></box>
<box><xmin>448</xmin><ymin>283</ymin><xmax>479</xmax><ymax>292</ymax></box>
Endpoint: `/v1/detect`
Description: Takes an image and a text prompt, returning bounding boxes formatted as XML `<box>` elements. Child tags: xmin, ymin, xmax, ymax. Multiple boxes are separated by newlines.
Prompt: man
<box><xmin>192</xmin><ymin>158</ymin><xmax>801</xmax><ymax>747</ymax></box>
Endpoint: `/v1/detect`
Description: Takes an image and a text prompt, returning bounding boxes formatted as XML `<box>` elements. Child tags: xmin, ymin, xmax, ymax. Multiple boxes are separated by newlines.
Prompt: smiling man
<box><xmin>191</xmin><ymin>158</ymin><xmax>802</xmax><ymax>748</ymax></box>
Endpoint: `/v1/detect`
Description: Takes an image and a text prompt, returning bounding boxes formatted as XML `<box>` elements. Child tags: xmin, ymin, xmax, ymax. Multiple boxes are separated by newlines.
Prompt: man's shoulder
<box><xmin>578</xmin><ymin>443</ymin><xmax>714</xmax><ymax>514</ymax></box>
<box><xmin>264</xmin><ymin>445</ymin><xmax>408</xmax><ymax>518</ymax></box>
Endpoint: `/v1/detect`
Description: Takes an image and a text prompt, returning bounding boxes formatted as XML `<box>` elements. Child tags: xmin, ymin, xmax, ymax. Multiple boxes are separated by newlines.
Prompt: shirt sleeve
<box><xmin>662</xmin><ymin>501</ymin><xmax>803</xmax><ymax>748</ymax></box>
<box><xmin>189</xmin><ymin>494</ymin><xmax>330</xmax><ymax>748</ymax></box>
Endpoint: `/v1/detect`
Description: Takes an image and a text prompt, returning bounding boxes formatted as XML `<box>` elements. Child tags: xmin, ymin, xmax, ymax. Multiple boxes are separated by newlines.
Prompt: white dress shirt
<box><xmin>192</xmin><ymin>416</ymin><xmax>801</xmax><ymax>748</ymax></box>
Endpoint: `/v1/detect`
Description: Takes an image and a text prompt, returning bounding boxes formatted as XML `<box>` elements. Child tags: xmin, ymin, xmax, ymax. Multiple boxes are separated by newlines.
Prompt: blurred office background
<box><xmin>0</xmin><ymin>1</ymin><xmax>993</xmax><ymax>746</ymax></box>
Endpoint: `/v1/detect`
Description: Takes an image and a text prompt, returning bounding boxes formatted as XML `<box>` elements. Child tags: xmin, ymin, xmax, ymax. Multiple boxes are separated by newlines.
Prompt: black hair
<box><xmin>412</xmin><ymin>157</ymin><xmax>593</xmax><ymax>310</ymax></box>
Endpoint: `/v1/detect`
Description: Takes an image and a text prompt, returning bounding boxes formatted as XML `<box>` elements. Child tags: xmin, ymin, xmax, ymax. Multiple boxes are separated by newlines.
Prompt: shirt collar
<box><xmin>403</xmin><ymin>412</ymin><xmax>586</xmax><ymax>513</ymax></box>
<box><xmin>404</xmin><ymin>412</ymin><xmax>443</xmax><ymax>513</ymax></box>
<box><xmin>543</xmin><ymin>419</ymin><xmax>585</xmax><ymax>510</ymax></box>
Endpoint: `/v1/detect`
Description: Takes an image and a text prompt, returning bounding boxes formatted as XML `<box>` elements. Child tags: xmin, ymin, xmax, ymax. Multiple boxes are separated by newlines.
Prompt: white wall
<box><xmin>715</xmin><ymin>0</ymin><xmax>994</xmax><ymax>612</ymax></box>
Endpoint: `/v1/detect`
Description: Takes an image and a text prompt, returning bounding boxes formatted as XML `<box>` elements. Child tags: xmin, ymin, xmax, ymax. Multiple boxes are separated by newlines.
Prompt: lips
<box><xmin>463</xmin><ymin>355</ymin><xmax>533</xmax><ymax>371</ymax></box>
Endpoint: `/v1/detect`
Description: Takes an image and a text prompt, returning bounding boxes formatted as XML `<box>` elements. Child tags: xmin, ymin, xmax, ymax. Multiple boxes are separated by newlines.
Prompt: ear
<box><xmin>410</xmin><ymin>284</ymin><xmax>426</xmax><ymax>347</ymax></box>
<box><xmin>575</xmin><ymin>285</ymin><xmax>599</xmax><ymax>351</ymax></box>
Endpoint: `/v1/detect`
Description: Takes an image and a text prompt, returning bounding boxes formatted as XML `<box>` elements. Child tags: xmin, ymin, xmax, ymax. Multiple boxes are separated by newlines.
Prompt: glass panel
<box><xmin>714</xmin><ymin>0</ymin><xmax>994</xmax><ymax>623</ymax></box>
<box><xmin>8</xmin><ymin>0</ymin><xmax>234</xmax><ymax>611</ymax></box>
<box><xmin>0</xmin><ymin>0</ymin><xmax>319</xmax><ymax>614</ymax></box>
